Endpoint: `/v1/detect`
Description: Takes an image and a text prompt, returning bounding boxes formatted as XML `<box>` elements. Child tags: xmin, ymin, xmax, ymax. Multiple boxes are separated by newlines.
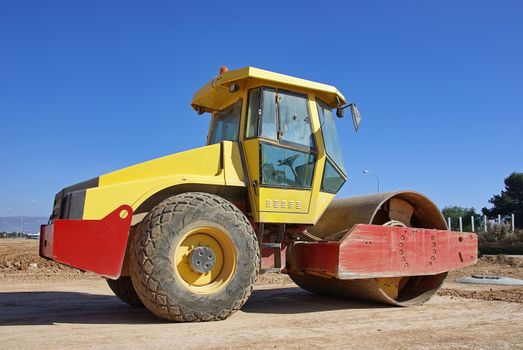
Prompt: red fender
<box><xmin>39</xmin><ymin>205</ymin><xmax>133</xmax><ymax>279</ymax></box>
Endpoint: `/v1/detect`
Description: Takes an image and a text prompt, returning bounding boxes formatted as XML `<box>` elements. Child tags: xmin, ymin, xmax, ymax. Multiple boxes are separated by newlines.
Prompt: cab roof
<box><xmin>191</xmin><ymin>66</ymin><xmax>347</xmax><ymax>113</ymax></box>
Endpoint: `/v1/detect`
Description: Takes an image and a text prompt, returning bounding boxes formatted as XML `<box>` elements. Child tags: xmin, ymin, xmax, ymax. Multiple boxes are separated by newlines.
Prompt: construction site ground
<box><xmin>1</xmin><ymin>239</ymin><xmax>522</xmax><ymax>349</ymax></box>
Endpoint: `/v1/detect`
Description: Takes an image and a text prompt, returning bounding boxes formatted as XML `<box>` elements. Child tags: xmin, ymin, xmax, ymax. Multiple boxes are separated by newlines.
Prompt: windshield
<box><xmin>317</xmin><ymin>99</ymin><xmax>345</xmax><ymax>173</ymax></box>
<box><xmin>277</xmin><ymin>90</ymin><xmax>314</xmax><ymax>148</ymax></box>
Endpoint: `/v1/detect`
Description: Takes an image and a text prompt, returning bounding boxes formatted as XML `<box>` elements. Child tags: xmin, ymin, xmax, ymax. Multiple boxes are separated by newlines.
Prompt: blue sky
<box><xmin>1</xmin><ymin>0</ymin><xmax>522</xmax><ymax>217</ymax></box>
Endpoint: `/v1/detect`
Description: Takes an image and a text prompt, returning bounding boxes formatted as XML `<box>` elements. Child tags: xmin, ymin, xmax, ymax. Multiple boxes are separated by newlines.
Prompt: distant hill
<box><xmin>0</xmin><ymin>217</ymin><xmax>48</xmax><ymax>234</ymax></box>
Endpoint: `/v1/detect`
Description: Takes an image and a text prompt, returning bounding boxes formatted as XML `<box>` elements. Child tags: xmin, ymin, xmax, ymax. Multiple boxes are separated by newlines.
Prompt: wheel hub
<box><xmin>189</xmin><ymin>246</ymin><xmax>217</xmax><ymax>274</ymax></box>
<box><xmin>174</xmin><ymin>228</ymin><xmax>236</xmax><ymax>293</ymax></box>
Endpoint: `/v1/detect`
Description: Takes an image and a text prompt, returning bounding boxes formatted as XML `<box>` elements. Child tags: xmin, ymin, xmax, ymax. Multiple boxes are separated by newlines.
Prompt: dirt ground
<box><xmin>1</xmin><ymin>239</ymin><xmax>522</xmax><ymax>349</ymax></box>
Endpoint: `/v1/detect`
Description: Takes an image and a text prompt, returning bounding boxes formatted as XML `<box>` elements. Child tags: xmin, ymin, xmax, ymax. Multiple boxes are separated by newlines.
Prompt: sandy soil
<box><xmin>1</xmin><ymin>239</ymin><xmax>522</xmax><ymax>349</ymax></box>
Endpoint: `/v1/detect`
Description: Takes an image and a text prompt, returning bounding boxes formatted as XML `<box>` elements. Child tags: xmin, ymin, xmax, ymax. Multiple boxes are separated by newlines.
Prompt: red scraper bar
<box><xmin>286</xmin><ymin>224</ymin><xmax>477</xmax><ymax>279</ymax></box>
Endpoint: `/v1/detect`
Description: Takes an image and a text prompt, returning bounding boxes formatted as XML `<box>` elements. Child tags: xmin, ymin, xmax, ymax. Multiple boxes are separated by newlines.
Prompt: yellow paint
<box><xmin>242</xmin><ymin>138</ymin><xmax>260</xmax><ymax>221</ymax></box>
<box><xmin>375</xmin><ymin>277</ymin><xmax>409</xmax><ymax>300</ymax></box>
<box><xmin>83</xmin><ymin>142</ymin><xmax>245</xmax><ymax>219</ymax></box>
<box><xmin>255</xmin><ymin>192</ymin><xmax>335</xmax><ymax>224</ymax></box>
<box><xmin>173</xmin><ymin>226</ymin><xmax>237</xmax><ymax>294</ymax></box>
<box><xmin>242</xmin><ymin>135</ymin><xmax>334</xmax><ymax>223</ymax></box>
<box><xmin>192</xmin><ymin>67</ymin><xmax>346</xmax><ymax>113</ymax></box>
<box><xmin>223</xmin><ymin>141</ymin><xmax>246</xmax><ymax>186</ymax></box>
<box><xmin>259</xmin><ymin>187</ymin><xmax>310</xmax><ymax>213</ymax></box>
<box><xmin>99</xmin><ymin>143</ymin><xmax>222</xmax><ymax>186</ymax></box>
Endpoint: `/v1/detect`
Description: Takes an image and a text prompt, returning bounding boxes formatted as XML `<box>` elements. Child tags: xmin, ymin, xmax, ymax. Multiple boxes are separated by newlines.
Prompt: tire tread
<box><xmin>130</xmin><ymin>192</ymin><xmax>259</xmax><ymax>322</ymax></box>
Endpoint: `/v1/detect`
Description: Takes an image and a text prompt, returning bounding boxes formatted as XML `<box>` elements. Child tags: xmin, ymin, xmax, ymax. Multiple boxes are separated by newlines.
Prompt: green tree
<box><xmin>482</xmin><ymin>172</ymin><xmax>523</xmax><ymax>229</ymax></box>
<box><xmin>441</xmin><ymin>206</ymin><xmax>480</xmax><ymax>232</ymax></box>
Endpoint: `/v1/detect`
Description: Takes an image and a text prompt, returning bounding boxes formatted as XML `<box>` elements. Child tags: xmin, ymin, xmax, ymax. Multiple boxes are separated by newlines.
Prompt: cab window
<box><xmin>260</xmin><ymin>88</ymin><xmax>278</xmax><ymax>141</ymax></box>
<box><xmin>321</xmin><ymin>160</ymin><xmax>346</xmax><ymax>193</ymax></box>
<box><xmin>247</xmin><ymin>88</ymin><xmax>315</xmax><ymax>150</ymax></box>
<box><xmin>278</xmin><ymin>90</ymin><xmax>314</xmax><ymax>149</ymax></box>
<box><xmin>260</xmin><ymin>142</ymin><xmax>315</xmax><ymax>189</ymax></box>
<box><xmin>317</xmin><ymin>99</ymin><xmax>346</xmax><ymax>193</ymax></box>
<box><xmin>245</xmin><ymin>88</ymin><xmax>261</xmax><ymax>138</ymax></box>
<box><xmin>208</xmin><ymin>99</ymin><xmax>242</xmax><ymax>144</ymax></box>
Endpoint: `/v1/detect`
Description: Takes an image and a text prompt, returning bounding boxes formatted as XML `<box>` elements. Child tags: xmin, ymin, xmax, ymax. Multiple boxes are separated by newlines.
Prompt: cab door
<box><xmin>242</xmin><ymin>87</ymin><xmax>318</xmax><ymax>223</ymax></box>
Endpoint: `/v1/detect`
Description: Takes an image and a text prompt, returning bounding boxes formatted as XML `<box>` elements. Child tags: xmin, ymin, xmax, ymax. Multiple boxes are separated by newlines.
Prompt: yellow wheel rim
<box><xmin>174</xmin><ymin>226</ymin><xmax>237</xmax><ymax>294</ymax></box>
<box><xmin>375</xmin><ymin>277</ymin><xmax>409</xmax><ymax>300</ymax></box>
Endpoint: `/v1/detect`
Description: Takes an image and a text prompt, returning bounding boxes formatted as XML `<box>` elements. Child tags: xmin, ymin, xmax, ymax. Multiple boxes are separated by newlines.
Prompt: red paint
<box><xmin>39</xmin><ymin>205</ymin><xmax>133</xmax><ymax>279</ymax></box>
<box><xmin>286</xmin><ymin>224</ymin><xmax>478</xmax><ymax>278</ymax></box>
<box><xmin>261</xmin><ymin>244</ymin><xmax>287</xmax><ymax>270</ymax></box>
<box><xmin>231</xmin><ymin>200</ymin><xmax>247</xmax><ymax>214</ymax></box>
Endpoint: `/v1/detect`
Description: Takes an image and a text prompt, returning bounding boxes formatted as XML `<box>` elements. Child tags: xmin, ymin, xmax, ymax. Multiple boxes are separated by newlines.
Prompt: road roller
<box><xmin>39</xmin><ymin>66</ymin><xmax>477</xmax><ymax>321</ymax></box>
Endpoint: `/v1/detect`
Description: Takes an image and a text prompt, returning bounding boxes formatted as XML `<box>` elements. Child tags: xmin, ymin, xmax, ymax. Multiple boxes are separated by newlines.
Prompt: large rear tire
<box><xmin>130</xmin><ymin>192</ymin><xmax>259</xmax><ymax>322</ymax></box>
<box><xmin>106</xmin><ymin>276</ymin><xmax>144</xmax><ymax>307</ymax></box>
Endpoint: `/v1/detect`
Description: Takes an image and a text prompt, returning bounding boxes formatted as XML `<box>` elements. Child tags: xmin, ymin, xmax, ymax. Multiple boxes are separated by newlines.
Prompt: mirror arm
<box><xmin>336</xmin><ymin>103</ymin><xmax>355</xmax><ymax>118</ymax></box>
<box><xmin>339</xmin><ymin>103</ymin><xmax>355</xmax><ymax>110</ymax></box>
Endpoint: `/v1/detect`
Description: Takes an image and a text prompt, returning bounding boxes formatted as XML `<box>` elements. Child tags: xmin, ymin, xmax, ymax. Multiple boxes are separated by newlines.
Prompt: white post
<box><xmin>459</xmin><ymin>217</ymin><xmax>463</xmax><ymax>232</ymax></box>
<box><xmin>471</xmin><ymin>216</ymin><xmax>475</xmax><ymax>232</ymax></box>
<box><xmin>448</xmin><ymin>217</ymin><xmax>452</xmax><ymax>230</ymax></box>
<box><xmin>512</xmin><ymin>213</ymin><xmax>515</xmax><ymax>232</ymax></box>
<box><xmin>498</xmin><ymin>214</ymin><xmax>501</xmax><ymax>226</ymax></box>
<box><xmin>484</xmin><ymin>215</ymin><xmax>488</xmax><ymax>232</ymax></box>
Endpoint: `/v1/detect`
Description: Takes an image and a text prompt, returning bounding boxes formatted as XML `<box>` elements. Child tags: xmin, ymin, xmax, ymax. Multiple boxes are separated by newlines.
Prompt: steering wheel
<box><xmin>277</xmin><ymin>154</ymin><xmax>300</xmax><ymax>167</ymax></box>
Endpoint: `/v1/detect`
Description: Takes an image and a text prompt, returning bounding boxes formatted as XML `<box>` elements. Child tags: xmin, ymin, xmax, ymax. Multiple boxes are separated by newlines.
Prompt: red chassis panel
<box><xmin>286</xmin><ymin>224</ymin><xmax>478</xmax><ymax>279</ymax></box>
<box><xmin>39</xmin><ymin>206</ymin><xmax>133</xmax><ymax>279</ymax></box>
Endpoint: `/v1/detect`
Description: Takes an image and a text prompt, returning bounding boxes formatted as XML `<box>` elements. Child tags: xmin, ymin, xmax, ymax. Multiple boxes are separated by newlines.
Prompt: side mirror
<box><xmin>350</xmin><ymin>104</ymin><xmax>361</xmax><ymax>131</ymax></box>
<box><xmin>336</xmin><ymin>103</ymin><xmax>362</xmax><ymax>131</ymax></box>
